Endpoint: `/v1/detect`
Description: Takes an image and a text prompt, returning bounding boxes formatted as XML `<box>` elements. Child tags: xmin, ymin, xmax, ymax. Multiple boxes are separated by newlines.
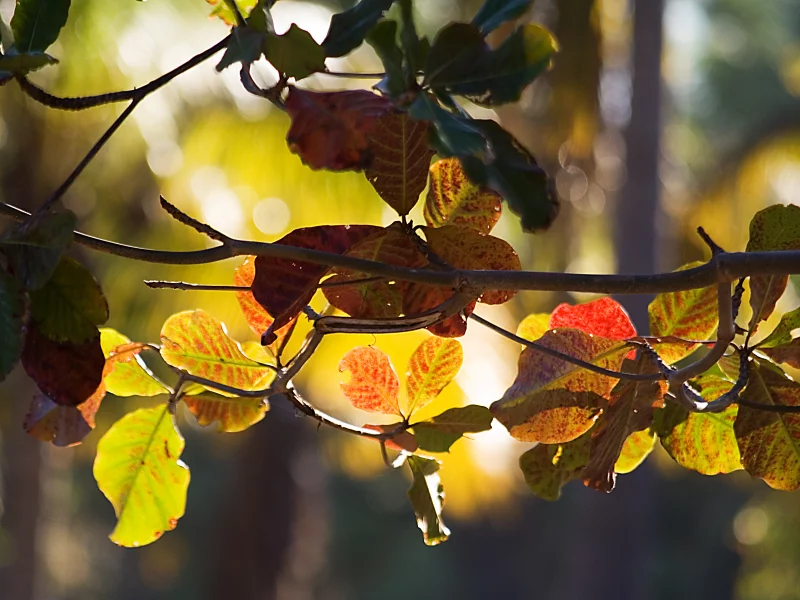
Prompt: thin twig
<box><xmin>322</xmin><ymin>70</ymin><xmax>387</xmax><ymax>79</ymax></box>
<box><xmin>145</xmin><ymin>281</ymin><xmax>249</xmax><ymax>292</ymax></box>
<box><xmin>319</xmin><ymin>275</ymin><xmax>388</xmax><ymax>289</ymax></box>
<box><xmin>160</xmin><ymin>196</ymin><xmax>231</xmax><ymax>243</ymax></box>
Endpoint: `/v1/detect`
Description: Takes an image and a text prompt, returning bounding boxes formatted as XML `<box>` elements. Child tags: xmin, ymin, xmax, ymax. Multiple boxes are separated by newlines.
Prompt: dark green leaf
<box><xmin>0</xmin><ymin>51</ymin><xmax>57</xmax><ymax>75</ymax></box>
<box><xmin>472</xmin><ymin>0</ymin><xmax>534</xmax><ymax>34</ymax></box>
<box><xmin>519</xmin><ymin>432</ymin><xmax>591</xmax><ymax>501</ymax></box>
<box><xmin>322</xmin><ymin>0</ymin><xmax>394</xmax><ymax>58</ymax></box>
<box><xmin>424</xmin><ymin>23</ymin><xmax>486</xmax><ymax>89</ymax></box>
<box><xmin>264</xmin><ymin>24</ymin><xmax>325</xmax><ymax>80</ymax></box>
<box><xmin>397</xmin><ymin>0</ymin><xmax>420</xmax><ymax>81</ymax></box>
<box><xmin>216</xmin><ymin>26</ymin><xmax>264</xmax><ymax>71</ymax></box>
<box><xmin>10</xmin><ymin>0</ymin><xmax>71</xmax><ymax>53</ymax></box>
<box><xmin>1</xmin><ymin>209</ymin><xmax>76</xmax><ymax>290</ymax></box>
<box><xmin>406</xmin><ymin>455</ymin><xmax>449</xmax><ymax>545</ymax></box>
<box><xmin>407</xmin><ymin>93</ymin><xmax>486</xmax><ymax>157</ymax></box>
<box><xmin>412</xmin><ymin>405</ymin><xmax>493</xmax><ymax>453</ymax></box>
<box><xmin>366</xmin><ymin>20</ymin><xmax>404</xmax><ymax>96</ymax></box>
<box><xmin>0</xmin><ymin>268</ymin><xmax>25</xmax><ymax>381</ymax></box>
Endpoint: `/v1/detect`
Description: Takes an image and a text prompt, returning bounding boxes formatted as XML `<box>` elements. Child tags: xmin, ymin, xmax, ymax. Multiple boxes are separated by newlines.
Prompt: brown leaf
<box><xmin>24</xmin><ymin>388</ymin><xmax>104</xmax><ymax>446</ymax></box>
<box><xmin>402</xmin><ymin>282</ymin><xmax>476</xmax><ymax>338</ymax></box>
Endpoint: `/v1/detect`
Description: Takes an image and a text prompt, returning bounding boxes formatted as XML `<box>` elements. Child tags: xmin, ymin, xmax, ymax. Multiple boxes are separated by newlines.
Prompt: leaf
<box><xmin>406</xmin><ymin>455</ymin><xmax>449</xmax><ymax>546</ymax></box>
<box><xmin>93</xmin><ymin>406</ymin><xmax>190</xmax><ymax>547</ymax></box>
<box><xmin>28</xmin><ymin>256</ymin><xmax>108</xmax><ymax>343</ymax></box>
<box><xmin>491</xmin><ymin>329</ymin><xmax>629</xmax><ymax>443</ymax></box>
<box><xmin>184</xmin><ymin>393</ymin><xmax>269</xmax><ymax>433</ymax></box>
<box><xmin>10</xmin><ymin>0</ymin><xmax>71</xmax><ymax>52</ymax></box>
<box><xmin>615</xmin><ymin>429</ymin><xmax>657</xmax><ymax>474</ymax></box>
<box><xmin>100</xmin><ymin>329</ymin><xmax>169</xmax><ymax>397</ymax></box>
<box><xmin>405</xmin><ymin>336</ymin><xmax>463</xmax><ymax>414</ymax></box>
<box><xmin>363</xmin><ymin>423</ymin><xmax>418</xmax><ymax>453</ymax></box>
<box><xmin>760</xmin><ymin>307</ymin><xmax>800</xmax><ymax>348</ymax></box>
<box><xmin>412</xmin><ymin>405</ymin><xmax>493</xmax><ymax>453</ymax></box>
<box><xmin>657</xmin><ymin>374</ymin><xmax>741</xmax><ymax>475</ymax></box>
<box><xmin>264</xmin><ymin>24</ymin><xmax>326</xmax><ymax>79</ymax></box>
<box><xmin>0</xmin><ymin>209</ymin><xmax>76</xmax><ymax>290</ymax></box>
<box><xmin>648</xmin><ymin>261</ymin><xmax>718</xmax><ymax>364</ymax></box>
<box><xmin>424</xmin><ymin>158</ymin><xmax>502</xmax><ymax>234</ymax></box>
<box><xmin>516</xmin><ymin>313</ymin><xmax>550</xmax><ymax>342</ymax></box>
<box><xmin>582</xmin><ymin>355</ymin><xmax>666</xmax><ymax>492</ymax></box>
<box><xmin>252</xmin><ymin>225</ymin><xmax>381</xmax><ymax>343</ymax></box>
<box><xmin>760</xmin><ymin>341</ymin><xmax>800</xmax><ymax>369</ymax></box>
<box><xmin>24</xmin><ymin>388</ymin><xmax>103</xmax><ymax>447</ymax></box>
<box><xmin>408</xmin><ymin>92</ymin><xmax>488</xmax><ymax>158</ymax></box>
<box><xmin>401</xmin><ymin>283</ymin><xmax>476</xmax><ymax>338</ymax></box>
<box><xmin>207</xmin><ymin>0</ymin><xmax>258</xmax><ymax>26</ymax></box>
<box><xmin>159</xmin><ymin>310</ymin><xmax>275</xmax><ymax>392</ymax></box>
<box><xmin>519</xmin><ymin>432</ymin><xmax>592</xmax><ymax>501</ymax></box>
<box><xmin>321</xmin><ymin>0</ymin><xmax>394</xmax><ymax>58</ymax></box>
<box><xmin>216</xmin><ymin>26</ymin><xmax>265</xmax><ymax>71</ymax></box>
<box><xmin>424</xmin><ymin>225</ymin><xmax>520</xmax><ymax>304</ymax></box>
<box><xmin>735</xmin><ymin>361</ymin><xmax>800</xmax><ymax>490</ymax></box>
<box><xmin>365</xmin><ymin>112</ymin><xmax>435</xmax><ymax>216</ymax></box>
<box><xmin>0</xmin><ymin>51</ymin><xmax>57</xmax><ymax>74</ymax></box>
<box><xmin>22</xmin><ymin>323</ymin><xmax>105</xmax><ymax>407</ymax></box>
<box><xmin>339</xmin><ymin>346</ymin><xmax>400</xmax><ymax>415</ymax></box>
<box><xmin>746</xmin><ymin>205</ymin><xmax>800</xmax><ymax>330</ymax></box>
<box><xmin>233</xmin><ymin>256</ymin><xmax>296</xmax><ymax>351</ymax></box>
<box><xmin>285</xmin><ymin>88</ymin><xmax>393</xmax><ymax>171</ymax></box>
<box><xmin>366</xmin><ymin>20</ymin><xmax>405</xmax><ymax>96</ymax></box>
<box><xmin>550</xmin><ymin>297</ymin><xmax>637</xmax><ymax>340</ymax></box>
<box><xmin>0</xmin><ymin>268</ymin><xmax>25</xmax><ymax>381</ymax></box>
<box><xmin>322</xmin><ymin>224</ymin><xmax>427</xmax><ymax>319</ymax></box>
<box><xmin>472</xmin><ymin>0</ymin><xmax>534</xmax><ymax>34</ymax></box>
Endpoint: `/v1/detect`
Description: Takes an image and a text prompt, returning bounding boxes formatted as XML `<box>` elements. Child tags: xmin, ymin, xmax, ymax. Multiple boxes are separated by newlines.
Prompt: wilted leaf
<box><xmin>516</xmin><ymin>313</ymin><xmax>550</xmax><ymax>342</ymax></box>
<box><xmin>735</xmin><ymin>361</ymin><xmax>800</xmax><ymax>490</ymax></box>
<box><xmin>365</xmin><ymin>112</ymin><xmax>435</xmax><ymax>216</ymax></box>
<box><xmin>424</xmin><ymin>158</ymin><xmax>502</xmax><ymax>234</ymax></box>
<box><xmin>100</xmin><ymin>329</ymin><xmax>169</xmax><ymax>397</ymax></box>
<box><xmin>0</xmin><ymin>268</ymin><xmax>25</xmax><ymax>381</ymax></box>
<box><xmin>412</xmin><ymin>405</ymin><xmax>493</xmax><ymax>453</ymax></box>
<box><xmin>285</xmin><ymin>88</ymin><xmax>393</xmax><ymax>171</ymax></box>
<box><xmin>252</xmin><ymin>225</ymin><xmax>380</xmax><ymax>343</ymax></box>
<box><xmin>657</xmin><ymin>374</ymin><xmax>741</xmax><ymax>475</ymax></box>
<box><xmin>24</xmin><ymin>388</ymin><xmax>103</xmax><ymax>446</ymax></box>
<box><xmin>472</xmin><ymin>0</ymin><xmax>534</xmax><ymax>34</ymax></box>
<box><xmin>339</xmin><ymin>346</ymin><xmax>400</xmax><ymax>415</ymax></box>
<box><xmin>184</xmin><ymin>393</ymin><xmax>269</xmax><ymax>433</ymax></box>
<box><xmin>160</xmin><ymin>310</ymin><xmax>274</xmax><ymax>392</ymax></box>
<box><xmin>405</xmin><ymin>336</ymin><xmax>463</xmax><ymax>414</ymax></box>
<box><xmin>11</xmin><ymin>0</ymin><xmax>71</xmax><ymax>52</ymax></box>
<box><xmin>93</xmin><ymin>406</ymin><xmax>190</xmax><ymax>547</ymax></box>
<box><xmin>519</xmin><ymin>432</ymin><xmax>591</xmax><ymax>501</ymax></box>
<box><xmin>550</xmin><ymin>297</ymin><xmax>637</xmax><ymax>340</ymax></box>
<box><xmin>424</xmin><ymin>225</ymin><xmax>520</xmax><ymax>304</ymax></box>
<box><xmin>264</xmin><ymin>24</ymin><xmax>326</xmax><ymax>79</ymax></box>
<box><xmin>648</xmin><ymin>261</ymin><xmax>718</xmax><ymax>364</ymax></box>
<box><xmin>322</xmin><ymin>0</ymin><xmax>394</xmax><ymax>57</ymax></box>
<box><xmin>406</xmin><ymin>455</ymin><xmax>450</xmax><ymax>545</ymax></box>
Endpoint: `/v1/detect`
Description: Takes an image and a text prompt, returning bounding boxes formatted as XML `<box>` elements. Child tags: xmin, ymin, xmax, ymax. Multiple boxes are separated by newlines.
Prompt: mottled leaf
<box><xmin>93</xmin><ymin>406</ymin><xmax>190</xmax><ymax>547</ymax></box>
<box><xmin>735</xmin><ymin>361</ymin><xmax>800</xmax><ymax>490</ymax></box>
<box><xmin>406</xmin><ymin>455</ymin><xmax>449</xmax><ymax>545</ymax></box>
<box><xmin>0</xmin><ymin>268</ymin><xmax>25</xmax><ymax>381</ymax></box>
<box><xmin>285</xmin><ymin>87</ymin><xmax>393</xmax><ymax>171</ymax></box>
<box><xmin>519</xmin><ymin>432</ymin><xmax>591</xmax><ymax>501</ymax></box>
<box><xmin>340</xmin><ymin>346</ymin><xmax>400</xmax><ymax>415</ymax></box>
<box><xmin>550</xmin><ymin>297</ymin><xmax>637</xmax><ymax>340</ymax></box>
<box><xmin>615</xmin><ymin>429</ymin><xmax>657</xmax><ymax>474</ymax></box>
<box><xmin>648</xmin><ymin>261</ymin><xmax>718</xmax><ymax>364</ymax></box>
<box><xmin>424</xmin><ymin>158</ymin><xmax>502</xmax><ymax>234</ymax></box>
<box><xmin>405</xmin><ymin>336</ymin><xmax>463</xmax><ymax>414</ymax></box>
<box><xmin>516</xmin><ymin>313</ymin><xmax>550</xmax><ymax>342</ymax></box>
<box><xmin>365</xmin><ymin>112</ymin><xmax>435</xmax><ymax>216</ymax></box>
<box><xmin>760</xmin><ymin>341</ymin><xmax>800</xmax><ymax>369</ymax></box>
<box><xmin>472</xmin><ymin>0</ymin><xmax>534</xmax><ymax>34</ymax></box>
<box><xmin>412</xmin><ymin>405</ymin><xmax>493</xmax><ymax>453</ymax></box>
<box><xmin>252</xmin><ymin>225</ymin><xmax>381</xmax><ymax>343</ymax></box>
<box><xmin>322</xmin><ymin>0</ymin><xmax>394</xmax><ymax>57</ymax></box>
<box><xmin>160</xmin><ymin>310</ymin><xmax>275</xmax><ymax>392</ymax></box>
<box><xmin>184</xmin><ymin>393</ymin><xmax>268</xmax><ymax>433</ymax></box>
<box><xmin>24</xmin><ymin>388</ymin><xmax>103</xmax><ymax>446</ymax></box>
<box><xmin>264</xmin><ymin>24</ymin><xmax>326</xmax><ymax>79</ymax></box>
<box><xmin>100</xmin><ymin>329</ymin><xmax>169</xmax><ymax>397</ymax></box>
<box><xmin>11</xmin><ymin>0</ymin><xmax>71</xmax><ymax>52</ymax></box>
<box><xmin>758</xmin><ymin>307</ymin><xmax>800</xmax><ymax>367</ymax></box>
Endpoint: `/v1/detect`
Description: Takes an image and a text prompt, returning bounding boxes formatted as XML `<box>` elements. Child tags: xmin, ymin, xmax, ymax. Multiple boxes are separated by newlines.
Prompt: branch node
<box><xmin>697</xmin><ymin>226</ymin><xmax>725</xmax><ymax>256</ymax></box>
<box><xmin>159</xmin><ymin>196</ymin><xmax>231</xmax><ymax>243</ymax></box>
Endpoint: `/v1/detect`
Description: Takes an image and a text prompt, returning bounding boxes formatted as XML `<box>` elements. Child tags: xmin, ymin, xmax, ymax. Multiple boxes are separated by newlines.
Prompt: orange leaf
<box><xmin>405</xmin><ymin>337</ymin><xmax>463</xmax><ymax>414</ymax></box>
<box><xmin>339</xmin><ymin>346</ymin><xmax>401</xmax><ymax>415</ymax></box>
<box><xmin>24</xmin><ymin>386</ymin><xmax>105</xmax><ymax>447</ymax></box>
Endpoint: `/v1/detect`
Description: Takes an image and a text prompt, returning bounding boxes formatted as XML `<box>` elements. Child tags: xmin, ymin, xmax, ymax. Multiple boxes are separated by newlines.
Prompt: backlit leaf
<box><xmin>491</xmin><ymin>329</ymin><xmax>629</xmax><ymax>443</ymax></box>
<box><xmin>516</xmin><ymin>313</ymin><xmax>550</xmax><ymax>342</ymax></box>
<box><xmin>412</xmin><ymin>405</ymin><xmax>493</xmax><ymax>453</ymax></box>
<box><xmin>339</xmin><ymin>346</ymin><xmax>400</xmax><ymax>415</ymax></box>
<box><xmin>0</xmin><ymin>268</ymin><xmax>24</xmax><ymax>381</ymax></box>
<box><xmin>11</xmin><ymin>0</ymin><xmax>71</xmax><ymax>52</ymax></box>
<box><xmin>365</xmin><ymin>112</ymin><xmax>435</xmax><ymax>216</ymax></box>
<box><xmin>519</xmin><ymin>432</ymin><xmax>591</xmax><ymax>501</ymax></box>
<box><xmin>264</xmin><ymin>24</ymin><xmax>326</xmax><ymax>79</ymax></box>
<box><xmin>746</xmin><ymin>205</ymin><xmax>800</xmax><ymax>330</ymax></box>
<box><xmin>252</xmin><ymin>225</ymin><xmax>380</xmax><ymax>343</ymax></box>
<box><xmin>24</xmin><ymin>389</ymin><xmax>103</xmax><ymax>447</ymax></box>
<box><xmin>402</xmin><ymin>284</ymin><xmax>476</xmax><ymax>338</ymax></box>
<box><xmin>424</xmin><ymin>158</ymin><xmax>502</xmax><ymax>234</ymax></box>
<box><xmin>0</xmin><ymin>51</ymin><xmax>57</xmax><ymax>74</ymax></box>
<box><xmin>363</xmin><ymin>423</ymin><xmax>418</xmax><ymax>453</ymax></box>
<box><xmin>550</xmin><ymin>297</ymin><xmax>637</xmax><ymax>339</ymax></box>
<box><xmin>648</xmin><ymin>261</ymin><xmax>718</xmax><ymax>364</ymax></box>
<box><xmin>406</xmin><ymin>455</ymin><xmax>450</xmax><ymax>546</ymax></box>
<box><xmin>424</xmin><ymin>225</ymin><xmax>520</xmax><ymax>304</ymax></box>
<box><xmin>472</xmin><ymin>0</ymin><xmax>534</xmax><ymax>34</ymax></box>
<box><xmin>615</xmin><ymin>429</ymin><xmax>657</xmax><ymax>474</ymax></box>
<box><xmin>735</xmin><ymin>361</ymin><xmax>800</xmax><ymax>490</ymax></box>
<box><xmin>405</xmin><ymin>336</ymin><xmax>463</xmax><ymax>414</ymax></box>
<box><xmin>759</xmin><ymin>307</ymin><xmax>800</xmax><ymax>348</ymax></box>
<box><xmin>657</xmin><ymin>374</ymin><xmax>741</xmax><ymax>475</ymax></box>
<box><xmin>285</xmin><ymin>88</ymin><xmax>393</xmax><ymax>171</ymax></box>
<box><xmin>93</xmin><ymin>406</ymin><xmax>190</xmax><ymax>547</ymax></box>
<box><xmin>159</xmin><ymin>310</ymin><xmax>274</xmax><ymax>392</ymax></box>
<box><xmin>207</xmin><ymin>0</ymin><xmax>257</xmax><ymax>25</ymax></box>
<box><xmin>321</xmin><ymin>0</ymin><xmax>394</xmax><ymax>57</ymax></box>
<box><xmin>184</xmin><ymin>393</ymin><xmax>268</xmax><ymax>433</ymax></box>
<box><xmin>100</xmin><ymin>329</ymin><xmax>169</xmax><ymax>397</ymax></box>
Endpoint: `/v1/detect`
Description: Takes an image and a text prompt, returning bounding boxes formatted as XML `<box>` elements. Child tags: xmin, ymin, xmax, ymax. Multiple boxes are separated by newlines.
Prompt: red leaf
<box><xmin>550</xmin><ymin>297</ymin><xmax>637</xmax><ymax>339</ymax></box>
<box><xmin>22</xmin><ymin>324</ymin><xmax>105</xmax><ymax>407</ymax></box>
<box><xmin>285</xmin><ymin>88</ymin><xmax>393</xmax><ymax>171</ymax></box>
<box><xmin>253</xmin><ymin>225</ymin><xmax>381</xmax><ymax>344</ymax></box>
<box><xmin>339</xmin><ymin>346</ymin><xmax>401</xmax><ymax>415</ymax></box>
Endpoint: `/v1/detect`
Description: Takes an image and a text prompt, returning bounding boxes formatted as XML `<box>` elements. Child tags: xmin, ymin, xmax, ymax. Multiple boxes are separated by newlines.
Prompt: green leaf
<box><xmin>28</xmin><ymin>256</ymin><xmax>108</xmax><ymax>343</ymax></box>
<box><xmin>647</xmin><ymin>261</ymin><xmax>718</xmax><ymax>364</ymax></box>
<box><xmin>10</xmin><ymin>0</ymin><xmax>70</xmax><ymax>52</ymax></box>
<box><xmin>405</xmin><ymin>337</ymin><xmax>463</xmax><ymax>415</ymax></box>
<box><xmin>0</xmin><ymin>209</ymin><xmax>76</xmax><ymax>290</ymax></box>
<box><xmin>408</xmin><ymin>93</ymin><xmax>487</xmax><ymax>157</ymax></box>
<box><xmin>93</xmin><ymin>406</ymin><xmax>190</xmax><ymax>547</ymax></box>
<box><xmin>397</xmin><ymin>0</ymin><xmax>420</xmax><ymax>81</ymax></box>
<box><xmin>735</xmin><ymin>360</ymin><xmax>800</xmax><ymax>490</ymax></box>
<box><xmin>264</xmin><ymin>24</ymin><xmax>325</xmax><ymax>80</ymax></box>
<box><xmin>207</xmin><ymin>0</ymin><xmax>259</xmax><ymax>26</ymax></box>
<box><xmin>366</xmin><ymin>20</ymin><xmax>405</xmax><ymax>96</ymax></box>
<box><xmin>656</xmin><ymin>374</ymin><xmax>741</xmax><ymax>475</ymax></box>
<box><xmin>760</xmin><ymin>307</ymin><xmax>800</xmax><ymax>348</ymax></box>
<box><xmin>412</xmin><ymin>405</ymin><xmax>493</xmax><ymax>453</ymax></box>
<box><xmin>0</xmin><ymin>51</ymin><xmax>57</xmax><ymax>74</ymax></box>
<box><xmin>216</xmin><ymin>26</ymin><xmax>264</xmax><ymax>71</ymax></box>
<box><xmin>100</xmin><ymin>329</ymin><xmax>169</xmax><ymax>397</ymax></box>
<box><xmin>322</xmin><ymin>0</ymin><xmax>394</xmax><ymax>58</ymax></box>
<box><xmin>406</xmin><ymin>455</ymin><xmax>449</xmax><ymax>546</ymax></box>
<box><xmin>519</xmin><ymin>432</ymin><xmax>591</xmax><ymax>501</ymax></box>
<box><xmin>183</xmin><ymin>393</ymin><xmax>268</xmax><ymax>433</ymax></box>
<box><xmin>472</xmin><ymin>0</ymin><xmax>534</xmax><ymax>35</ymax></box>
<box><xmin>746</xmin><ymin>204</ymin><xmax>800</xmax><ymax>330</ymax></box>
<box><xmin>615</xmin><ymin>429</ymin><xmax>657</xmax><ymax>474</ymax></box>
<box><xmin>0</xmin><ymin>268</ymin><xmax>24</xmax><ymax>381</ymax></box>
